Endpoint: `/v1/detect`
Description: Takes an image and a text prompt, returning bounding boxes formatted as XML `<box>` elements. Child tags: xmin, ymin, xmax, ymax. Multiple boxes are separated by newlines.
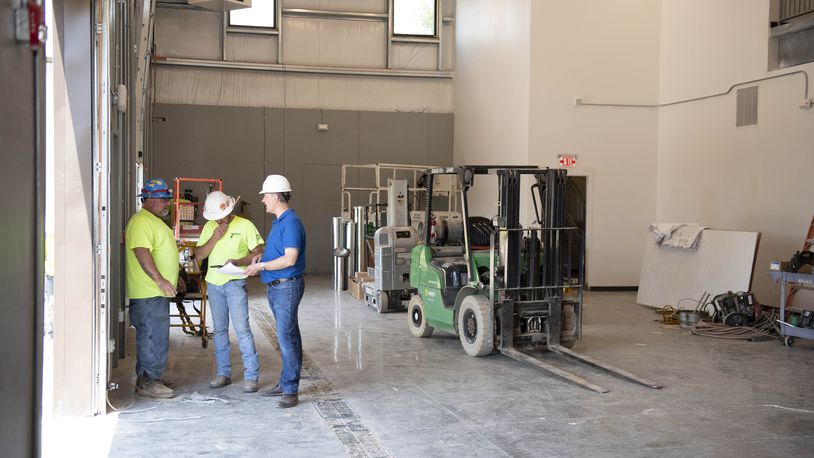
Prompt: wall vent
<box><xmin>736</xmin><ymin>86</ymin><xmax>758</xmax><ymax>127</ymax></box>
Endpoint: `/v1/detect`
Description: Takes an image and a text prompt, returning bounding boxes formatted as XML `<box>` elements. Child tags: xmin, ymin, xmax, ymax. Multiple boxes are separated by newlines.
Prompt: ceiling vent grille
<box><xmin>736</xmin><ymin>86</ymin><xmax>758</xmax><ymax>127</ymax></box>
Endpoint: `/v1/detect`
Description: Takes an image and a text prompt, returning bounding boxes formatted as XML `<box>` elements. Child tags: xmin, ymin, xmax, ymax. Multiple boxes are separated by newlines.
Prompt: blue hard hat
<box><xmin>138</xmin><ymin>178</ymin><xmax>173</xmax><ymax>198</ymax></box>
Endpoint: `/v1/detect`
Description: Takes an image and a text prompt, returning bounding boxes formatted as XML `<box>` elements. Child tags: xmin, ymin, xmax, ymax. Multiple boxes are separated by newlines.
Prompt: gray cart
<box><xmin>770</xmin><ymin>270</ymin><xmax>814</xmax><ymax>346</ymax></box>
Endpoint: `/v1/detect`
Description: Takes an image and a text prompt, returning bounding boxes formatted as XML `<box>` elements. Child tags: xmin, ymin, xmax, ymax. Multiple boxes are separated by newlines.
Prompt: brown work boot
<box><xmin>243</xmin><ymin>380</ymin><xmax>258</xmax><ymax>393</ymax></box>
<box><xmin>209</xmin><ymin>375</ymin><xmax>232</xmax><ymax>389</ymax></box>
<box><xmin>277</xmin><ymin>393</ymin><xmax>298</xmax><ymax>408</ymax></box>
<box><xmin>136</xmin><ymin>376</ymin><xmax>175</xmax><ymax>391</ymax></box>
<box><xmin>259</xmin><ymin>383</ymin><xmax>282</xmax><ymax>397</ymax></box>
<box><xmin>136</xmin><ymin>378</ymin><xmax>176</xmax><ymax>399</ymax></box>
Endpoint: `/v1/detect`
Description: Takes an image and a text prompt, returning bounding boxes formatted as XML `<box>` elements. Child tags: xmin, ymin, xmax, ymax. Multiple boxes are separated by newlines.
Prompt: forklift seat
<box><xmin>430</xmin><ymin>257</ymin><xmax>469</xmax><ymax>306</ymax></box>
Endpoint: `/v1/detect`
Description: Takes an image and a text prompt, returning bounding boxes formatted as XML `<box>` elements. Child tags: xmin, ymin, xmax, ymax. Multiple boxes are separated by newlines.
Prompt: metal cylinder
<box><xmin>332</xmin><ymin>217</ymin><xmax>348</xmax><ymax>291</ymax></box>
<box><xmin>353</xmin><ymin>206</ymin><xmax>367</xmax><ymax>275</ymax></box>
<box><xmin>344</xmin><ymin>220</ymin><xmax>355</xmax><ymax>279</ymax></box>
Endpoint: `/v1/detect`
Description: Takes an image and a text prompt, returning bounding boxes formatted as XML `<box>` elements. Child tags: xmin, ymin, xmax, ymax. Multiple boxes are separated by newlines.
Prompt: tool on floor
<box><xmin>676</xmin><ymin>292</ymin><xmax>711</xmax><ymax>329</ymax></box>
<box><xmin>660</xmin><ymin>305</ymin><xmax>680</xmax><ymax>325</ymax></box>
<box><xmin>710</xmin><ymin>291</ymin><xmax>759</xmax><ymax>327</ymax></box>
<box><xmin>406</xmin><ymin>166</ymin><xmax>661</xmax><ymax>393</ymax></box>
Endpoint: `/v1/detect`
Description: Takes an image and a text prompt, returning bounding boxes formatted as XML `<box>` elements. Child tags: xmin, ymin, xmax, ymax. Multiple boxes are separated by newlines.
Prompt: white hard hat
<box><xmin>259</xmin><ymin>174</ymin><xmax>292</xmax><ymax>194</ymax></box>
<box><xmin>202</xmin><ymin>191</ymin><xmax>240</xmax><ymax>221</ymax></box>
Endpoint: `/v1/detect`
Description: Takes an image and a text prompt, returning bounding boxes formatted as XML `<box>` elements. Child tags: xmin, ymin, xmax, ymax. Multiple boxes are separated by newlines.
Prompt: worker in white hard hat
<box><xmin>195</xmin><ymin>191</ymin><xmax>265</xmax><ymax>393</ymax></box>
<box><xmin>244</xmin><ymin>174</ymin><xmax>306</xmax><ymax>408</ymax></box>
<box><xmin>125</xmin><ymin>178</ymin><xmax>181</xmax><ymax>399</ymax></box>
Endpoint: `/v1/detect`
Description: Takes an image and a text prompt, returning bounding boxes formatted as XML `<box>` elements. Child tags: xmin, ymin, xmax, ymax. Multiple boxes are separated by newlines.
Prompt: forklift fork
<box><xmin>499</xmin><ymin>296</ymin><xmax>661</xmax><ymax>393</ymax></box>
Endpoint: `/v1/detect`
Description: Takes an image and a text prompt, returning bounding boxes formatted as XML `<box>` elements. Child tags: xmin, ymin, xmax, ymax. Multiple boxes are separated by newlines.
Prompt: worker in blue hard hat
<box><xmin>125</xmin><ymin>178</ymin><xmax>181</xmax><ymax>398</ymax></box>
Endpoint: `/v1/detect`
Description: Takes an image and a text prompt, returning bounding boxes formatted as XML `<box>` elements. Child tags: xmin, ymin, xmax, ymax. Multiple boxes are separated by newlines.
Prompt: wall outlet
<box><xmin>800</xmin><ymin>98</ymin><xmax>813</xmax><ymax>109</ymax></box>
<box><xmin>574</xmin><ymin>97</ymin><xmax>583</xmax><ymax>106</ymax></box>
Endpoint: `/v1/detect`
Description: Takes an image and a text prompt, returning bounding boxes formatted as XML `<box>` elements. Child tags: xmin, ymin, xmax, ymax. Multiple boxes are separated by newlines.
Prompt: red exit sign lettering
<box><xmin>558</xmin><ymin>154</ymin><xmax>577</xmax><ymax>167</ymax></box>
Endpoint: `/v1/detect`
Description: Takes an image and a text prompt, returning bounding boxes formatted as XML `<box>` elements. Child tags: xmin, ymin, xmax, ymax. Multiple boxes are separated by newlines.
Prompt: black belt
<box><xmin>270</xmin><ymin>276</ymin><xmax>300</xmax><ymax>286</ymax></box>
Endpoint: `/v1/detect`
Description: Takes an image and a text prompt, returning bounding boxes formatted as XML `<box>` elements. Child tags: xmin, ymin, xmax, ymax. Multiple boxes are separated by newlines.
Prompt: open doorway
<box><xmin>566</xmin><ymin>175</ymin><xmax>588</xmax><ymax>287</ymax></box>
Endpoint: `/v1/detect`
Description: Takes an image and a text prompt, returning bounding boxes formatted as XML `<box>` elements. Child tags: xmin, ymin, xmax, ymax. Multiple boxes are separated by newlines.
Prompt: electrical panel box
<box><xmin>387</xmin><ymin>179</ymin><xmax>408</xmax><ymax>227</ymax></box>
<box><xmin>373</xmin><ymin>226</ymin><xmax>418</xmax><ymax>291</ymax></box>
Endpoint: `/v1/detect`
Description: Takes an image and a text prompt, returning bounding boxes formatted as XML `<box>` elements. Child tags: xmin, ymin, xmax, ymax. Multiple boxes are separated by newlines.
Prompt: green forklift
<box><xmin>407</xmin><ymin>166</ymin><xmax>661</xmax><ymax>393</ymax></box>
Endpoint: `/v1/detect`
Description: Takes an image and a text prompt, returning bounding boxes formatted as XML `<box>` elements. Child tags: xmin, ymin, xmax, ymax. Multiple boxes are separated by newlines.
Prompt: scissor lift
<box><xmin>170</xmin><ymin>177</ymin><xmax>223</xmax><ymax>348</ymax></box>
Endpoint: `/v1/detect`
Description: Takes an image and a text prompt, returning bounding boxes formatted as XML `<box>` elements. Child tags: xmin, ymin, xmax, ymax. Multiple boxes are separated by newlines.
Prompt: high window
<box><xmin>393</xmin><ymin>0</ymin><xmax>437</xmax><ymax>36</ymax></box>
<box><xmin>229</xmin><ymin>0</ymin><xmax>276</xmax><ymax>28</ymax></box>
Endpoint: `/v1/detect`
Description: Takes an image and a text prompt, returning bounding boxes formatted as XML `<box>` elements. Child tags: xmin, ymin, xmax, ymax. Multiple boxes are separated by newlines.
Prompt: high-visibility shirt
<box><xmin>125</xmin><ymin>208</ymin><xmax>179</xmax><ymax>299</ymax></box>
<box><xmin>197</xmin><ymin>216</ymin><xmax>264</xmax><ymax>286</ymax></box>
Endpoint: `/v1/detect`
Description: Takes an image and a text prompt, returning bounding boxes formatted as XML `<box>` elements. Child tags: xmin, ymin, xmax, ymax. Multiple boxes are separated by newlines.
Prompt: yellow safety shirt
<box><xmin>125</xmin><ymin>208</ymin><xmax>179</xmax><ymax>299</ymax></box>
<box><xmin>197</xmin><ymin>216</ymin><xmax>264</xmax><ymax>286</ymax></box>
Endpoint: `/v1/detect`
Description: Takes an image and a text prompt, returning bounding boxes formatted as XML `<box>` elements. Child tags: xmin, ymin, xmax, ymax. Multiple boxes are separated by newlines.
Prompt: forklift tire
<box><xmin>560</xmin><ymin>303</ymin><xmax>577</xmax><ymax>349</ymax></box>
<box><xmin>457</xmin><ymin>295</ymin><xmax>493</xmax><ymax>357</ymax></box>
<box><xmin>408</xmin><ymin>295</ymin><xmax>433</xmax><ymax>338</ymax></box>
<box><xmin>377</xmin><ymin>291</ymin><xmax>389</xmax><ymax>313</ymax></box>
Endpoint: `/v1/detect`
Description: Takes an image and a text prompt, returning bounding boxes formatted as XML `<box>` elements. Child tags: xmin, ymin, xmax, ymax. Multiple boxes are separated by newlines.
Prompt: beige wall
<box><xmin>529</xmin><ymin>0</ymin><xmax>661</xmax><ymax>287</ymax></box>
<box><xmin>52</xmin><ymin>0</ymin><xmax>98</xmax><ymax>415</ymax></box>
<box><xmin>455</xmin><ymin>0</ymin><xmax>661</xmax><ymax>286</ymax></box>
<box><xmin>657</xmin><ymin>0</ymin><xmax>814</xmax><ymax>304</ymax></box>
<box><xmin>453</xmin><ymin>0</ymin><xmax>532</xmax><ymax>218</ymax></box>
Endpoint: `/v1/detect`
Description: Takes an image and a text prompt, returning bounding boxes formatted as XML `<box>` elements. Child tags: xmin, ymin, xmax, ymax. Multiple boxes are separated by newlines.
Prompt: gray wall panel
<box><xmin>284</xmin><ymin>109</ymin><xmax>359</xmax><ymax>166</ymax></box>
<box><xmin>154</xmin><ymin>104</ymin><xmax>453</xmax><ymax>274</ymax></box>
<box><xmin>1</xmin><ymin>0</ymin><xmax>43</xmax><ymax>451</ymax></box>
<box><xmin>263</xmin><ymin>108</ymin><xmax>286</xmax><ymax>234</ymax></box>
<box><xmin>298</xmin><ymin>164</ymin><xmax>344</xmax><ymax>273</ymax></box>
<box><xmin>428</xmin><ymin>113</ymin><xmax>454</xmax><ymax>165</ymax></box>
<box><xmin>153</xmin><ymin>104</ymin><xmax>266</xmax><ymax>234</ymax></box>
<box><xmin>359</xmin><ymin>112</ymin><xmax>429</xmax><ymax>165</ymax></box>
<box><xmin>283</xmin><ymin>109</ymin><xmax>359</xmax><ymax>273</ymax></box>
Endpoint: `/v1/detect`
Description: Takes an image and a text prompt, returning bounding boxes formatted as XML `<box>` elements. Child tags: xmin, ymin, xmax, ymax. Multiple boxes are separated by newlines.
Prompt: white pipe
<box><xmin>153</xmin><ymin>56</ymin><xmax>453</xmax><ymax>79</ymax></box>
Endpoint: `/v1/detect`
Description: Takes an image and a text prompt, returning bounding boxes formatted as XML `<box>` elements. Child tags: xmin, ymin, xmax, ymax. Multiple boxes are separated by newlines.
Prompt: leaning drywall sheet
<box><xmin>637</xmin><ymin>229</ymin><xmax>759</xmax><ymax>308</ymax></box>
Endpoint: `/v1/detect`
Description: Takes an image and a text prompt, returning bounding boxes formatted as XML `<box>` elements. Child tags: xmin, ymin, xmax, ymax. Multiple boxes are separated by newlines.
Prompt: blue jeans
<box><xmin>129</xmin><ymin>296</ymin><xmax>170</xmax><ymax>380</ymax></box>
<box><xmin>267</xmin><ymin>277</ymin><xmax>305</xmax><ymax>394</ymax></box>
<box><xmin>208</xmin><ymin>279</ymin><xmax>260</xmax><ymax>381</ymax></box>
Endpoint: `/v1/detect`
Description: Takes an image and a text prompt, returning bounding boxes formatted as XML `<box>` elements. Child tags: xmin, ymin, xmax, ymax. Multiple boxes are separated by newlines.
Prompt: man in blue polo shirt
<box><xmin>245</xmin><ymin>174</ymin><xmax>306</xmax><ymax>408</ymax></box>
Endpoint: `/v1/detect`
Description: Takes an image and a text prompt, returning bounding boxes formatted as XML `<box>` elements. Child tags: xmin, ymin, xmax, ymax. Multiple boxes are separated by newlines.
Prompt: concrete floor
<box><xmin>104</xmin><ymin>275</ymin><xmax>814</xmax><ymax>457</ymax></box>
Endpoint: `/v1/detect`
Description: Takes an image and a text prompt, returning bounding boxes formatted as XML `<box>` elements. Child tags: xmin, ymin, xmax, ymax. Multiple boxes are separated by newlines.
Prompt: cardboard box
<box><xmin>769</xmin><ymin>260</ymin><xmax>789</xmax><ymax>272</ymax></box>
<box><xmin>349</xmin><ymin>277</ymin><xmax>366</xmax><ymax>300</ymax></box>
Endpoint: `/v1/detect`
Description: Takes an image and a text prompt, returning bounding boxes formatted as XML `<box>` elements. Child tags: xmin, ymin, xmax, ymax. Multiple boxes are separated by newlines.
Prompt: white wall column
<box><xmin>52</xmin><ymin>0</ymin><xmax>99</xmax><ymax>415</ymax></box>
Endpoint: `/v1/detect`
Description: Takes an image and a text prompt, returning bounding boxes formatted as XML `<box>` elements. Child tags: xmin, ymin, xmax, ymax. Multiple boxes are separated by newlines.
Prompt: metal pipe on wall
<box><xmin>154</xmin><ymin>57</ymin><xmax>454</xmax><ymax>79</ymax></box>
<box><xmin>353</xmin><ymin>206</ymin><xmax>368</xmax><ymax>275</ymax></box>
<box><xmin>345</xmin><ymin>220</ymin><xmax>355</xmax><ymax>279</ymax></box>
<box><xmin>332</xmin><ymin>217</ymin><xmax>349</xmax><ymax>291</ymax></box>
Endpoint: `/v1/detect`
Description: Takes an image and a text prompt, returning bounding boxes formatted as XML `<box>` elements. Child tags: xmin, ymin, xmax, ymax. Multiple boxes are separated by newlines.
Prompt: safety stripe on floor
<box><xmin>251</xmin><ymin>301</ymin><xmax>394</xmax><ymax>458</ymax></box>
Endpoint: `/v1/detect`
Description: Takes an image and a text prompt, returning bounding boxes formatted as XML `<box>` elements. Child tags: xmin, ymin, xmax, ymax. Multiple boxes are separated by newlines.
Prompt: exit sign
<box><xmin>558</xmin><ymin>154</ymin><xmax>577</xmax><ymax>167</ymax></box>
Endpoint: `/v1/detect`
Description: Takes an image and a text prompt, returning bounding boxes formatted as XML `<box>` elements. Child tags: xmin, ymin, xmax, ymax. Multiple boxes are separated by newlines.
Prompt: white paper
<box><xmin>217</xmin><ymin>262</ymin><xmax>246</xmax><ymax>276</ymax></box>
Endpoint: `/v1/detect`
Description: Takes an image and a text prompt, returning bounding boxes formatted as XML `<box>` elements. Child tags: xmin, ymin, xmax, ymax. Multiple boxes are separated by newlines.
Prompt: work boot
<box><xmin>259</xmin><ymin>383</ymin><xmax>282</xmax><ymax>397</ymax></box>
<box><xmin>277</xmin><ymin>393</ymin><xmax>298</xmax><ymax>408</ymax></box>
<box><xmin>136</xmin><ymin>378</ymin><xmax>176</xmax><ymax>399</ymax></box>
<box><xmin>243</xmin><ymin>380</ymin><xmax>259</xmax><ymax>393</ymax></box>
<box><xmin>209</xmin><ymin>375</ymin><xmax>232</xmax><ymax>389</ymax></box>
<box><xmin>136</xmin><ymin>376</ymin><xmax>175</xmax><ymax>391</ymax></box>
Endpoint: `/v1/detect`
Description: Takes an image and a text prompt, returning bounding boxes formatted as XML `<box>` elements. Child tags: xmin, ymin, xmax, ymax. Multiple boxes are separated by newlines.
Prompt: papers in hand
<box><xmin>217</xmin><ymin>262</ymin><xmax>246</xmax><ymax>275</ymax></box>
